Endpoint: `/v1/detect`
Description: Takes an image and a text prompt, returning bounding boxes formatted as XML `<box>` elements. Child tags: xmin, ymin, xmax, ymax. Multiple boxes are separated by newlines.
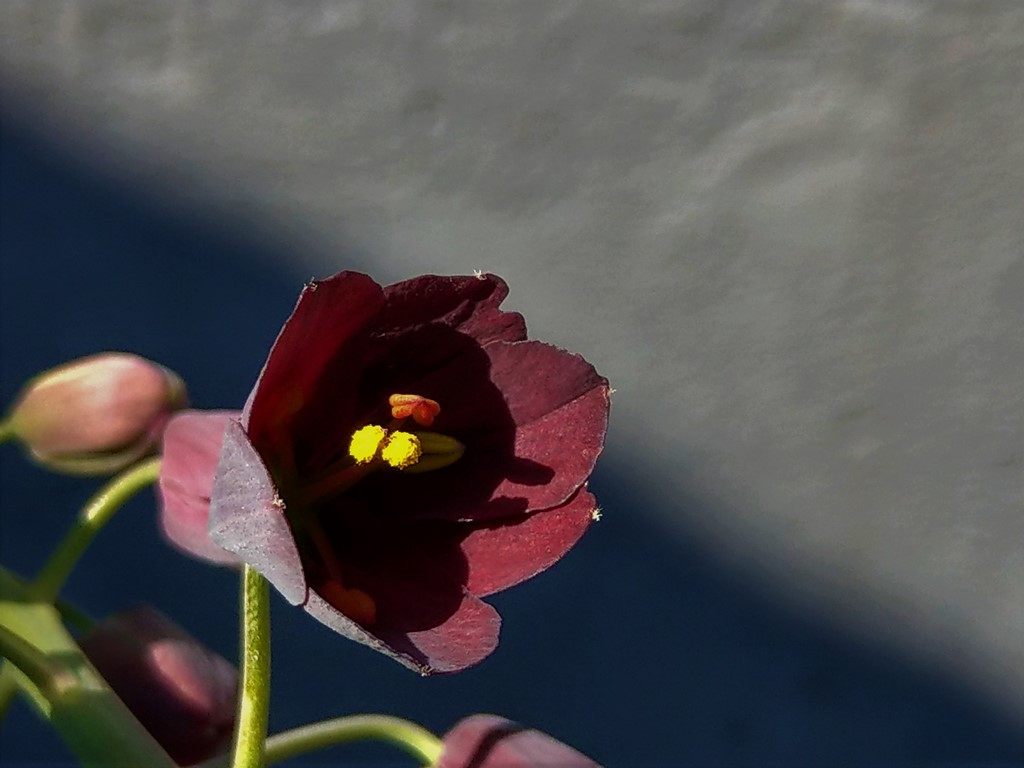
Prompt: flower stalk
<box><xmin>33</xmin><ymin>456</ymin><xmax>162</xmax><ymax>602</ymax></box>
<box><xmin>0</xmin><ymin>567</ymin><xmax>177</xmax><ymax>767</ymax></box>
<box><xmin>195</xmin><ymin>714</ymin><xmax>443</xmax><ymax>768</ymax></box>
<box><xmin>0</xmin><ymin>623</ymin><xmax>63</xmax><ymax>697</ymax></box>
<box><xmin>0</xmin><ymin>457</ymin><xmax>161</xmax><ymax>724</ymax></box>
<box><xmin>229</xmin><ymin>565</ymin><xmax>272</xmax><ymax>768</ymax></box>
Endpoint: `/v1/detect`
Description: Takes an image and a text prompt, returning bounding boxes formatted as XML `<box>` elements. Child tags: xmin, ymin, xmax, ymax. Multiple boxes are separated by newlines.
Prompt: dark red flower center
<box><xmin>290</xmin><ymin>394</ymin><xmax>464</xmax><ymax>626</ymax></box>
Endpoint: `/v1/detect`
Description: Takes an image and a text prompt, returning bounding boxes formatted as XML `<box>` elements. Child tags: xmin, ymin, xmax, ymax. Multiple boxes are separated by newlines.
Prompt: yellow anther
<box><xmin>348</xmin><ymin>425</ymin><xmax>387</xmax><ymax>465</ymax></box>
<box><xmin>380</xmin><ymin>431</ymin><xmax>422</xmax><ymax>469</ymax></box>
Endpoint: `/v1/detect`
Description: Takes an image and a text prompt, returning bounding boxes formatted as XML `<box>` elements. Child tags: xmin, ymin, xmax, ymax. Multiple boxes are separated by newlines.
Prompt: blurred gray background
<box><xmin>1</xmin><ymin>2</ymin><xmax>1022</xmax><ymax>766</ymax></box>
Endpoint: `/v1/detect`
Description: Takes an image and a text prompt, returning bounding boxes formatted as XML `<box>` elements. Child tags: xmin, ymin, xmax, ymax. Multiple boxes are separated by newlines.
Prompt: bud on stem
<box><xmin>5</xmin><ymin>353</ymin><xmax>188</xmax><ymax>475</ymax></box>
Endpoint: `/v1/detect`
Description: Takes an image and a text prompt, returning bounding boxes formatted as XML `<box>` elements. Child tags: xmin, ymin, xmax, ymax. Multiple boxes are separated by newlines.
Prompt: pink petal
<box><xmin>158</xmin><ymin>410</ymin><xmax>241</xmax><ymax>565</ymax></box>
<box><xmin>462</xmin><ymin>487</ymin><xmax>596</xmax><ymax>597</ymax></box>
<box><xmin>208</xmin><ymin>421</ymin><xmax>307</xmax><ymax>605</ymax></box>
<box><xmin>438</xmin><ymin>715</ymin><xmax>601</xmax><ymax>768</ymax></box>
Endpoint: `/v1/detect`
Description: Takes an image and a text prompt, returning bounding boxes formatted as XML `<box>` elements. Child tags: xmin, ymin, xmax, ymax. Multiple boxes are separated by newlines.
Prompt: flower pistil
<box><xmin>294</xmin><ymin>394</ymin><xmax>464</xmax><ymax>507</ymax></box>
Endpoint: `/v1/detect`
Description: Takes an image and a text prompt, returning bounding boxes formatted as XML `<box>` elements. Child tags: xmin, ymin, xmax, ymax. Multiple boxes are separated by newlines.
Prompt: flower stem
<box><xmin>0</xmin><ymin>418</ymin><xmax>14</xmax><ymax>445</ymax></box>
<box><xmin>0</xmin><ymin>459</ymin><xmax>160</xmax><ymax>724</ymax></box>
<box><xmin>0</xmin><ymin>623</ymin><xmax>63</xmax><ymax>697</ymax></box>
<box><xmin>229</xmin><ymin>565</ymin><xmax>272</xmax><ymax>768</ymax></box>
<box><xmin>32</xmin><ymin>456</ymin><xmax>162</xmax><ymax>602</ymax></box>
<box><xmin>0</xmin><ymin>566</ymin><xmax>177</xmax><ymax>767</ymax></box>
<box><xmin>195</xmin><ymin>714</ymin><xmax>444</xmax><ymax>768</ymax></box>
<box><xmin>0</xmin><ymin>577</ymin><xmax>93</xmax><ymax>722</ymax></box>
<box><xmin>0</xmin><ymin>667</ymin><xmax>19</xmax><ymax>722</ymax></box>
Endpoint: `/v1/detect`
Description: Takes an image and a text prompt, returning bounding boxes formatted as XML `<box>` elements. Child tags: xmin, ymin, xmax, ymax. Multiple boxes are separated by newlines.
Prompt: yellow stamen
<box><xmin>416</xmin><ymin>431</ymin><xmax>464</xmax><ymax>455</ymax></box>
<box><xmin>380</xmin><ymin>431</ymin><xmax>422</xmax><ymax>469</ymax></box>
<box><xmin>303</xmin><ymin>411</ymin><xmax>464</xmax><ymax>507</ymax></box>
<box><xmin>348</xmin><ymin>424</ymin><xmax>387</xmax><ymax>464</ymax></box>
<box><xmin>401</xmin><ymin>431</ymin><xmax>465</xmax><ymax>474</ymax></box>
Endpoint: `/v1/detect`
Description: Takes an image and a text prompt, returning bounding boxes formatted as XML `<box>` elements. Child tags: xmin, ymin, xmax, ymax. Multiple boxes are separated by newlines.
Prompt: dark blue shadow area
<box><xmin>1</xmin><ymin>113</ymin><xmax>1022</xmax><ymax>767</ymax></box>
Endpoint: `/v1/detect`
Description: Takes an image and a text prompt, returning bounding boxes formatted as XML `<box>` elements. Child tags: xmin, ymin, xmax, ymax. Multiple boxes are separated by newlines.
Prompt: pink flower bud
<box><xmin>79</xmin><ymin>607</ymin><xmax>237</xmax><ymax>766</ymax></box>
<box><xmin>6</xmin><ymin>353</ymin><xmax>188</xmax><ymax>475</ymax></box>
<box><xmin>437</xmin><ymin>715</ymin><xmax>602</xmax><ymax>768</ymax></box>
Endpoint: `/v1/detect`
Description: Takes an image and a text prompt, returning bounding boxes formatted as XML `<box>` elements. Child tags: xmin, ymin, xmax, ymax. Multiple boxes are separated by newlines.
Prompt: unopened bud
<box><xmin>437</xmin><ymin>715</ymin><xmax>602</xmax><ymax>768</ymax></box>
<box><xmin>5</xmin><ymin>353</ymin><xmax>187</xmax><ymax>475</ymax></box>
<box><xmin>80</xmin><ymin>606</ymin><xmax>237</xmax><ymax>766</ymax></box>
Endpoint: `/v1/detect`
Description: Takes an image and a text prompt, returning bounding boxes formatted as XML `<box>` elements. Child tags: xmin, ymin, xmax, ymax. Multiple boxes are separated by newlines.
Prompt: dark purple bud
<box><xmin>80</xmin><ymin>607</ymin><xmax>237</xmax><ymax>766</ymax></box>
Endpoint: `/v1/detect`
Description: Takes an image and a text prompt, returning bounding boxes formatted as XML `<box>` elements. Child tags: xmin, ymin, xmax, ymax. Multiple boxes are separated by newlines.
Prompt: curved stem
<box><xmin>0</xmin><ymin>624</ymin><xmax>64</xmax><ymax>698</ymax></box>
<box><xmin>54</xmin><ymin>598</ymin><xmax>95</xmax><ymax>634</ymax></box>
<box><xmin>0</xmin><ymin>418</ymin><xmax>14</xmax><ymax>445</ymax></box>
<box><xmin>266</xmin><ymin>715</ymin><xmax>443</xmax><ymax>766</ymax></box>
<box><xmin>229</xmin><ymin>565</ymin><xmax>271</xmax><ymax>768</ymax></box>
<box><xmin>195</xmin><ymin>714</ymin><xmax>443</xmax><ymax>768</ymax></box>
<box><xmin>32</xmin><ymin>457</ymin><xmax>161</xmax><ymax>602</ymax></box>
<box><xmin>0</xmin><ymin>586</ymin><xmax>93</xmax><ymax>726</ymax></box>
<box><xmin>0</xmin><ymin>567</ymin><xmax>177</xmax><ymax>766</ymax></box>
<box><xmin>0</xmin><ymin>668</ymin><xmax>19</xmax><ymax>723</ymax></box>
<box><xmin>1</xmin><ymin>459</ymin><xmax>160</xmax><ymax>726</ymax></box>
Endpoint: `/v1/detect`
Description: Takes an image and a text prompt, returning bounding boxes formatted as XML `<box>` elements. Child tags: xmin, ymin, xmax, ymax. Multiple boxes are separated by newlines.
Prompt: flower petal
<box><xmin>209</xmin><ymin>420</ymin><xmax>307</xmax><ymax>605</ymax></box>
<box><xmin>437</xmin><ymin>715</ymin><xmax>601</xmax><ymax>768</ymax></box>
<box><xmin>244</xmin><ymin>271</ymin><xmax>385</xmax><ymax>462</ymax></box>
<box><xmin>158</xmin><ymin>410</ymin><xmax>241</xmax><ymax>565</ymax></box>
<box><xmin>380</xmin><ymin>273</ymin><xmax>526</xmax><ymax>346</ymax></box>
<box><xmin>462</xmin><ymin>487</ymin><xmax>597</xmax><ymax>598</ymax></box>
<box><xmin>485</xmin><ymin>342</ymin><xmax>608</xmax><ymax>510</ymax></box>
<box><xmin>354</xmin><ymin>341</ymin><xmax>608</xmax><ymax>522</ymax></box>
<box><xmin>305</xmin><ymin>508</ymin><xmax>500</xmax><ymax>672</ymax></box>
<box><xmin>303</xmin><ymin>584</ymin><xmax>500</xmax><ymax>674</ymax></box>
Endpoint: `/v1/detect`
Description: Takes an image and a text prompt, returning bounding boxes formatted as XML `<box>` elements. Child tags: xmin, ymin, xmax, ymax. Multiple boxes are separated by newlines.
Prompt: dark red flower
<box><xmin>437</xmin><ymin>715</ymin><xmax>602</xmax><ymax>767</ymax></box>
<box><xmin>80</xmin><ymin>606</ymin><xmax>237</xmax><ymax>766</ymax></box>
<box><xmin>159</xmin><ymin>272</ymin><xmax>609</xmax><ymax>673</ymax></box>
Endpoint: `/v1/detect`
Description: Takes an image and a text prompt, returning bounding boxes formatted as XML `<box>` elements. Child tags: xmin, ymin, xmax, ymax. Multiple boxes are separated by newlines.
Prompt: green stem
<box><xmin>195</xmin><ymin>714</ymin><xmax>444</xmax><ymax>768</ymax></box>
<box><xmin>0</xmin><ymin>623</ymin><xmax>65</xmax><ymax>696</ymax></box>
<box><xmin>0</xmin><ymin>588</ymin><xmax>97</xmax><ymax>729</ymax></box>
<box><xmin>32</xmin><ymin>456</ymin><xmax>161</xmax><ymax>602</ymax></box>
<box><xmin>229</xmin><ymin>565</ymin><xmax>272</xmax><ymax>768</ymax></box>
<box><xmin>0</xmin><ymin>566</ymin><xmax>177</xmax><ymax>767</ymax></box>
<box><xmin>0</xmin><ymin>580</ymin><xmax>94</xmax><ymax>724</ymax></box>
<box><xmin>0</xmin><ymin>667</ymin><xmax>19</xmax><ymax>723</ymax></box>
<box><xmin>0</xmin><ymin>459</ymin><xmax>160</xmax><ymax>725</ymax></box>
<box><xmin>0</xmin><ymin>418</ymin><xmax>14</xmax><ymax>445</ymax></box>
<box><xmin>54</xmin><ymin>598</ymin><xmax>95</xmax><ymax>634</ymax></box>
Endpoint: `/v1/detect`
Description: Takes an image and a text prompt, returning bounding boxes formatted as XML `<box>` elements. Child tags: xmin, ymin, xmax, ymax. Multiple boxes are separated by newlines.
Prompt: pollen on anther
<box><xmin>348</xmin><ymin>425</ymin><xmax>387</xmax><ymax>464</ymax></box>
<box><xmin>388</xmin><ymin>394</ymin><xmax>441</xmax><ymax>427</ymax></box>
<box><xmin>381</xmin><ymin>431</ymin><xmax>422</xmax><ymax>469</ymax></box>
